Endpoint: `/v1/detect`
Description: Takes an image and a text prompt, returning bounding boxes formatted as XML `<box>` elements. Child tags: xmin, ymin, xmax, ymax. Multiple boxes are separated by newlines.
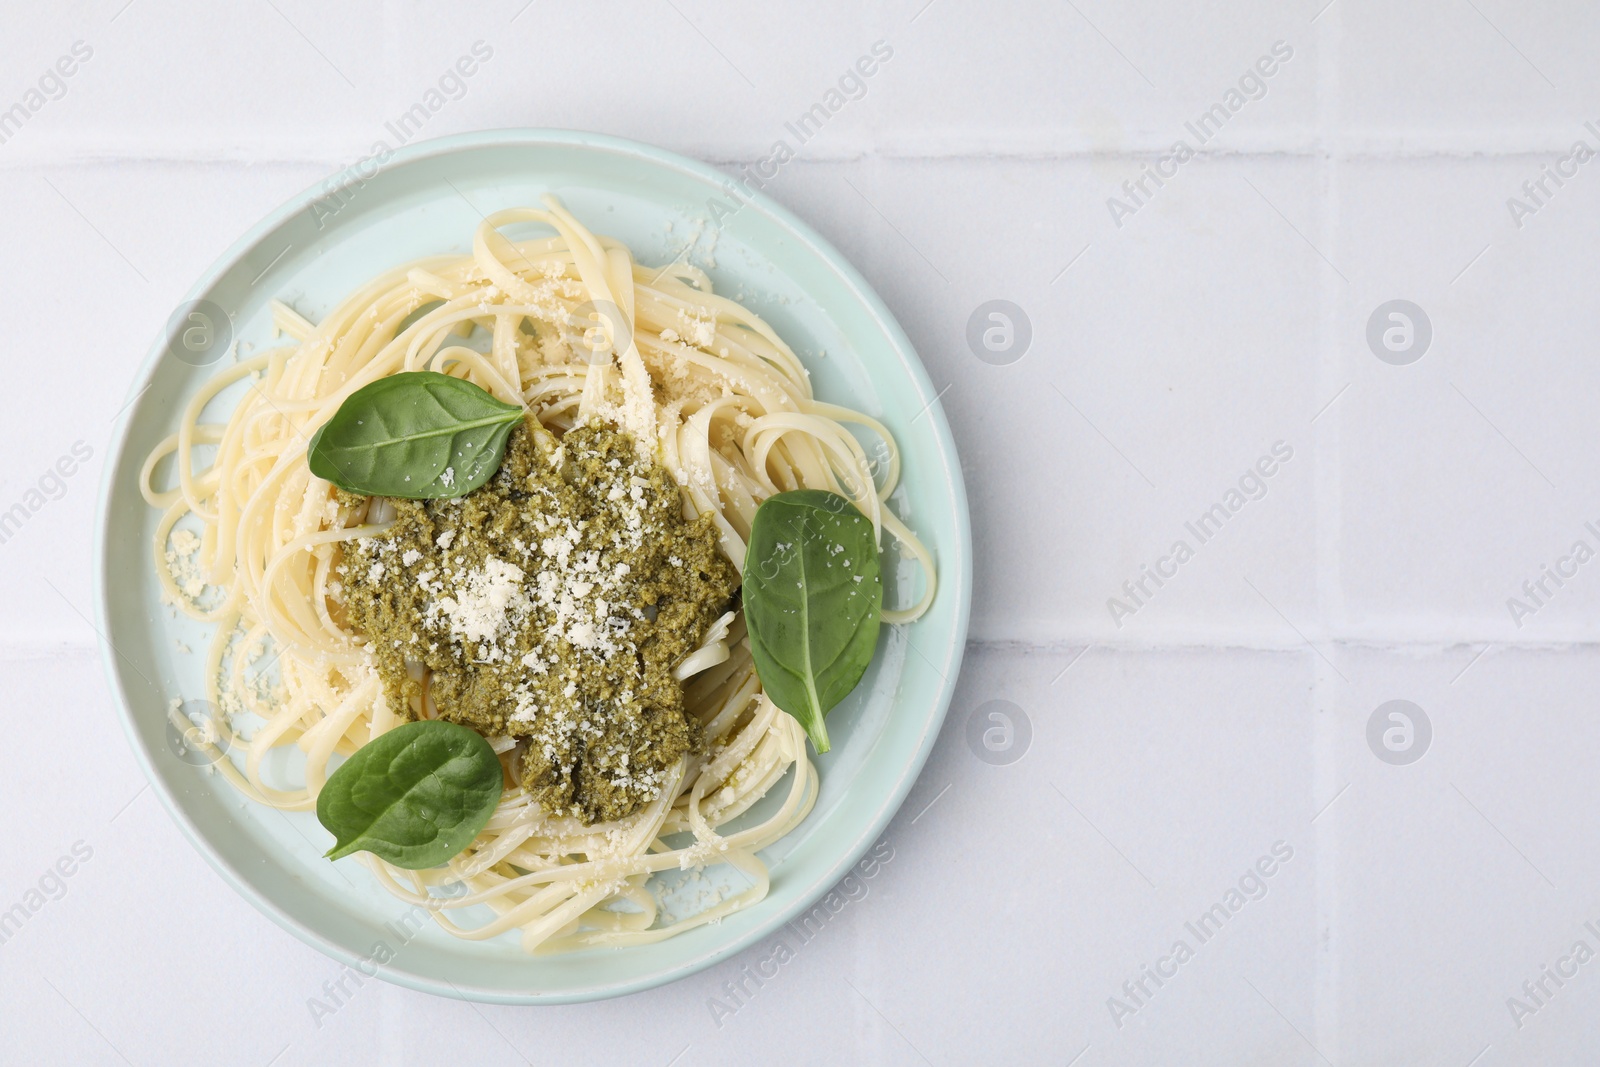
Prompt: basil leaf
<box><xmin>742</xmin><ymin>489</ymin><xmax>883</xmax><ymax>754</ymax></box>
<box><xmin>316</xmin><ymin>720</ymin><xmax>503</xmax><ymax>869</ymax></box>
<box><xmin>307</xmin><ymin>371</ymin><xmax>524</xmax><ymax>499</ymax></box>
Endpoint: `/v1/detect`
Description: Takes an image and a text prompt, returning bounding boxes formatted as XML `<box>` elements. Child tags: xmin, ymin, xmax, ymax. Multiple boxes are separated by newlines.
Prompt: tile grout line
<box><xmin>1310</xmin><ymin>1</ymin><xmax>1345</xmax><ymax>1060</ymax></box>
<box><xmin>6</xmin><ymin>140</ymin><xmax>1600</xmax><ymax>170</ymax></box>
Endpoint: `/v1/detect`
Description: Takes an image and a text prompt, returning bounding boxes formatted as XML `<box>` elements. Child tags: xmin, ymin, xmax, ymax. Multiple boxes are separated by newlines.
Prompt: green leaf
<box><xmin>307</xmin><ymin>371</ymin><xmax>524</xmax><ymax>499</ymax></box>
<box><xmin>316</xmin><ymin>720</ymin><xmax>504</xmax><ymax>869</ymax></box>
<box><xmin>742</xmin><ymin>489</ymin><xmax>883</xmax><ymax>754</ymax></box>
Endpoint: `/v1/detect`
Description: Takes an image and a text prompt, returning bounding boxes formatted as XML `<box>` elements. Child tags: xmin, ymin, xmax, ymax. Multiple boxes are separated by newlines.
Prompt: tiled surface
<box><xmin>5</xmin><ymin>1</ymin><xmax>1599</xmax><ymax>1063</ymax></box>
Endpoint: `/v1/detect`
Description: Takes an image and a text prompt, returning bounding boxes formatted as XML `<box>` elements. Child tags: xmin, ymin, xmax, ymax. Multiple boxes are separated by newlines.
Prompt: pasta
<box><xmin>142</xmin><ymin>196</ymin><xmax>935</xmax><ymax>953</ymax></box>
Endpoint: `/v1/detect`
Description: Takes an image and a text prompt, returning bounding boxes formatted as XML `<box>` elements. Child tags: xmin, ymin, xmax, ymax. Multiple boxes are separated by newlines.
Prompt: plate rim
<box><xmin>92</xmin><ymin>126</ymin><xmax>972</xmax><ymax>1004</ymax></box>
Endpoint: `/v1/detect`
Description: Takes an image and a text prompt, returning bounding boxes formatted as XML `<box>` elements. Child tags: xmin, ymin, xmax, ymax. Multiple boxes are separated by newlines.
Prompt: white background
<box><xmin>3</xmin><ymin>1</ymin><xmax>1600</xmax><ymax>1063</ymax></box>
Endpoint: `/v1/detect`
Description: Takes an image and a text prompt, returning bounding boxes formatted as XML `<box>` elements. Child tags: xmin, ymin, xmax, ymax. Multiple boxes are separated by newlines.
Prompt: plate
<box><xmin>93</xmin><ymin>128</ymin><xmax>971</xmax><ymax>1003</ymax></box>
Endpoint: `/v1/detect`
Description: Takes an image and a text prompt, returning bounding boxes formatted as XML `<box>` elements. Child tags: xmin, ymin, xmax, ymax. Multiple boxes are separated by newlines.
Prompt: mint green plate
<box><xmin>93</xmin><ymin>129</ymin><xmax>970</xmax><ymax>1003</ymax></box>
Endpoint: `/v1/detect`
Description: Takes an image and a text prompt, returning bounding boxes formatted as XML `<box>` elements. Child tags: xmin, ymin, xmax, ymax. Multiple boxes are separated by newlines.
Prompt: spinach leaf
<box><xmin>742</xmin><ymin>489</ymin><xmax>883</xmax><ymax>754</ymax></box>
<box><xmin>307</xmin><ymin>371</ymin><xmax>524</xmax><ymax>499</ymax></box>
<box><xmin>316</xmin><ymin>719</ymin><xmax>504</xmax><ymax>869</ymax></box>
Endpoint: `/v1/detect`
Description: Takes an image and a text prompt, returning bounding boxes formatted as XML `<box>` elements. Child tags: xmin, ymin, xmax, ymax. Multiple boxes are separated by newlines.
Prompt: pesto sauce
<box><xmin>338</xmin><ymin>419</ymin><xmax>737</xmax><ymax>823</ymax></box>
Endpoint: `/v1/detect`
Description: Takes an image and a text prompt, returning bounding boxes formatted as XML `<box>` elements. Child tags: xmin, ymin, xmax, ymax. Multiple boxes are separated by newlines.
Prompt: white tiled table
<box><xmin>5</xmin><ymin>2</ymin><xmax>1600</xmax><ymax>1063</ymax></box>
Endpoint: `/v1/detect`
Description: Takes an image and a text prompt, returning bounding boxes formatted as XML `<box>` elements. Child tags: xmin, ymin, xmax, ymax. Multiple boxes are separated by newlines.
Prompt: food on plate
<box><xmin>143</xmin><ymin>197</ymin><xmax>935</xmax><ymax>953</ymax></box>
